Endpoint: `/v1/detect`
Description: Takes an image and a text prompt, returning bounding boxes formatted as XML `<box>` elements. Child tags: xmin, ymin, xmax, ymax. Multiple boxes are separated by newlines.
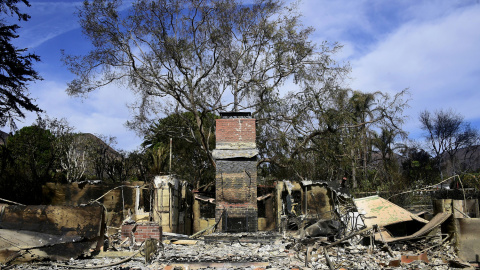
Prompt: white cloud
<box><xmin>290</xmin><ymin>0</ymin><xmax>480</xmax><ymax>138</ymax></box>
<box><xmin>62</xmin><ymin>84</ymin><xmax>142</xmax><ymax>151</ymax></box>
<box><xmin>15</xmin><ymin>80</ymin><xmax>142</xmax><ymax>151</ymax></box>
<box><xmin>344</xmin><ymin>3</ymin><xmax>480</xmax><ymax>137</ymax></box>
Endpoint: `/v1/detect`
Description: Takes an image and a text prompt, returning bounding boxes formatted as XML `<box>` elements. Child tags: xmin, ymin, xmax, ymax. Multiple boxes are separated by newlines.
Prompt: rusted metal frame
<box><xmin>373</xmin><ymin>225</ymin><xmax>394</xmax><ymax>257</ymax></box>
<box><xmin>416</xmin><ymin>234</ymin><xmax>451</xmax><ymax>255</ymax></box>
<box><xmin>326</xmin><ymin>227</ymin><xmax>371</xmax><ymax>248</ymax></box>
<box><xmin>0</xmin><ymin>198</ymin><xmax>25</xmax><ymax>206</ymax></box>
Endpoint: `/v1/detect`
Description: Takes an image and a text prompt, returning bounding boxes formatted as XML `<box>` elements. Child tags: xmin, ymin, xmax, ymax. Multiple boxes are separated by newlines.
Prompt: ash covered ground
<box><xmin>9</xmin><ymin>231</ymin><xmax>467</xmax><ymax>270</ymax></box>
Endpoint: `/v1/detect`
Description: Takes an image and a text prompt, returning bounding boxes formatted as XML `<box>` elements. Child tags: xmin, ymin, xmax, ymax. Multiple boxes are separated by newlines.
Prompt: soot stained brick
<box><xmin>214</xmin><ymin>116</ymin><xmax>258</xmax><ymax>232</ymax></box>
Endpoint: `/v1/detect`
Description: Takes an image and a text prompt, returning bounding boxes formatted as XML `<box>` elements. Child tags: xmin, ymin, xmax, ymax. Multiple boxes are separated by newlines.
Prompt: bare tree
<box><xmin>63</xmin><ymin>0</ymin><xmax>343</xmax><ymax>168</ymax></box>
<box><xmin>257</xmin><ymin>86</ymin><xmax>410</xmax><ymax>188</ymax></box>
<box><xmin>420</xmin><ymin>109</ymin><xmax>480</xmax><ymax>178</ymax></box>
<box><xmin>36</xmin><ymin>117</ymin><xmax>90</xmax><ymax>182</ymax></box>
<box><xmin>61</xmin><ymin>136</ymin><xmax>87</xmax><ymax>182</ymax></box>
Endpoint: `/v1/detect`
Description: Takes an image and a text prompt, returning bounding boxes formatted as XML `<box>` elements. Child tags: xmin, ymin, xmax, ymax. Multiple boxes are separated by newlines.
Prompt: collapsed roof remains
<box><xmin>1</xmin><ymin>179</ymin><xmax>480</xmax><ymax>269</ymax></box>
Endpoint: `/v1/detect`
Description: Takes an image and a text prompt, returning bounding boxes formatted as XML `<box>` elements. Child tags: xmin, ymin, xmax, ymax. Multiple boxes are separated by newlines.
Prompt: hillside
<box><xmin>0</xmin><ymin>131</ymin><xmax>119</xmax><ymax>156</ymax></box>
<box><xmin>68</xmin><ymin>133</ymin><xmax>122</xmax><ymax>180</ymax></box>
<box><xmin>397</xmin><ymin>145</ymin><xmax>480</xmax><ymax>174</ymax></box>
<box><xmin>75</xmin><ymin>133</ymin><xmax>120</xmax><ymax>158</ymax></box>
<box><xmin>443</xmin><ymin>145</ymin><xmax>480</xmax><ymax>173</ymax></box>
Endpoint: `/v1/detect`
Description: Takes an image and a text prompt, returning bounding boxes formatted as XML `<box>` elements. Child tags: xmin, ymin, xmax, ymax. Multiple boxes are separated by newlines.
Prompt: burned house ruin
<box><xmin>5</xmin><ymin>111</ymin><xmax>480</xmax><ymax>269</ymax></box>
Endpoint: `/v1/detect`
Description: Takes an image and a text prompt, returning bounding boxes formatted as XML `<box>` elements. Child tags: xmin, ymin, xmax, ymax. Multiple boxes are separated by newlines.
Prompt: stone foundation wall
<box><xmin>42</xmin><ymin>182</ymin><xmax>146</xmax><ymax>235</ymax></box>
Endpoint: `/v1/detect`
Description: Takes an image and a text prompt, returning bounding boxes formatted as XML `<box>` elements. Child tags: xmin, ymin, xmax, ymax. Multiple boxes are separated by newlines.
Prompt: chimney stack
<box><xmin>212</xmin><ymin>112</ymin><xmax>258</xmax><ymax>232</ymax></box>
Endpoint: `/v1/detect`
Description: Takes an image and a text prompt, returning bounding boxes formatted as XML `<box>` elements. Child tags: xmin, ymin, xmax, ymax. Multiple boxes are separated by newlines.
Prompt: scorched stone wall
<box><xmin>216</xmin><ymin>159</ymin><xmax>257</xmax><ymax>203</ymax></box>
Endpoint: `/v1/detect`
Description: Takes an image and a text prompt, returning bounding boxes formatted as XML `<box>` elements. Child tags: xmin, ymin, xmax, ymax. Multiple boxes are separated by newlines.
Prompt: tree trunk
<box><xmin>193</xmin><ymin>111</ymin><xmax>216</xmax><ymax>169</ymax></box>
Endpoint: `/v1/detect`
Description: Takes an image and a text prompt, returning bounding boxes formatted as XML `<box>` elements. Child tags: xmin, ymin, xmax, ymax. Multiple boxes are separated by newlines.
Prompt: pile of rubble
<box><xmin>6</xmin><ymin>229</ymin><xmax>464</xmax><ymax>270</ymax></box>
<box><xmin>2</xmin><ymin>194</ymin><xmax>479</xmax><ymax>269</ymax></box>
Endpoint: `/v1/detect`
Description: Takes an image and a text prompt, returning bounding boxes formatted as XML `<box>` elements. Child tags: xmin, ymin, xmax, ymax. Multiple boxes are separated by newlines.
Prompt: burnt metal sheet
<box><xmin>194</xmin><ymin>194</ymin><xmax>216</xmax><ymax>204</ymax></box>
<box><xmin>456</xmin><ymin>218</ymin><xmax>480</xmax><ymax>262</ymax></box>
<box><xmin>354</xmin><ymin>195</ymin><xmax>428</xmax><ymax>228</ymax></box>
<box><xmin>379</xmin><ymin>212</ymin><xmax>451</xmax><ymax>243</ymax></box>
<box><xmin>257</xmin><ymin>193</ymin><xmax>272</xmax><ymax>201</ymax></box>
<box><xmin>0</xmin><ymin>205</ymin><xmax>105</xmax><ymax>263</ymax></box>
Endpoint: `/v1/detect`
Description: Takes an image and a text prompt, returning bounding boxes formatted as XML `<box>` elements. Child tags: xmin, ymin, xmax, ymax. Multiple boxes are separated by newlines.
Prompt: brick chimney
<box><xmin>212</xmin><ymin>112</ymin><xmax>258</xmax><ymax>232</ymax></box>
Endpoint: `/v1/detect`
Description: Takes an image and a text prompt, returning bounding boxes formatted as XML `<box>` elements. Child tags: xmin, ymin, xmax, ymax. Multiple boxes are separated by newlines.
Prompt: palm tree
<box><xmin>348</xmin><ymin>91</ymin><xmax>377</xmax><ymax>188</ymax></box>
<box><xmin>372</xmin><ymin>128</ymin><xmax>399</xmax><ymax>184</ymax></box>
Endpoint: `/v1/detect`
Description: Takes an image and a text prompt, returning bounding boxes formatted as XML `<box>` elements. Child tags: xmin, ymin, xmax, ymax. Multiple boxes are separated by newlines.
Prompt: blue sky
<box><xmin>3</xmin><ymin>0</ymin><xmax>480</xmax><ymax>151</ymax></box>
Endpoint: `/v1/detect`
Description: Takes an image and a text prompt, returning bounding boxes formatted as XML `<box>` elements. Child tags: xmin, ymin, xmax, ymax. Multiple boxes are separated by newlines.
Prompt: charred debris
<box><xmin>1</xmin><ymin>178</ymin><xmax>480</xmax><ymax>269</ymax></box>
<box><xmin>2</xmin><ymin>113</ymin><xmax>480</xmax><ymax>269</ymax></box>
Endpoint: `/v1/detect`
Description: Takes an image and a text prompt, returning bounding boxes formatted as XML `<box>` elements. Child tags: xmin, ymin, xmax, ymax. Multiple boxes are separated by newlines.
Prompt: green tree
<box><xmin>105</xmin><ymin>150</ymin><xmax>129</xmax><ymax>182</ymax></box>
<box><xmin>0</xmin><ymin>125</ymin><xmax>55</xmax><ymax>204</ymax></box>
<box><xmin>142</xmin><ymin>112</ymin><xmax>216</xmax><ymax>187</ymax></box>
<box><xmin>125</xmin><ymin>149</ymin><xmax>151</xmax><ymax>182</ymax></box>
<box><xmin>63</xmin><ymin>0</ymin><xmax>342</xmax><ymax>168</ymax></box>
<box><xmin>86</xmin><ymin>134</ymin><xmax>118</xmax><ymax>181</ymax></box>
<box><xmin>35</xmin><ymin>116</ymin><xmax>81</xmax><ymax>182</ymax></box>
<box><xmin>0</xmin><ymin>0</ymin><xmax>42</xmax><ymax>129</ymax></box>
<box><xmin>7</xmin><ymin>125</ymin><xmax>55</xmax><ymax>181</ymax></box>
<box><xmin>401</xmin><ymin>144</ymin><xmax>439</xmax><ymax>186</ymax></box>
<box><xmin>348</xmin><ymin>91</ymin><xmax>376</xmax><ymax>187</ymax></box>
<box><xmin>370</xmin><ymin>127</ymin><xmax>402</xmax><ymax>186</ymax></box>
